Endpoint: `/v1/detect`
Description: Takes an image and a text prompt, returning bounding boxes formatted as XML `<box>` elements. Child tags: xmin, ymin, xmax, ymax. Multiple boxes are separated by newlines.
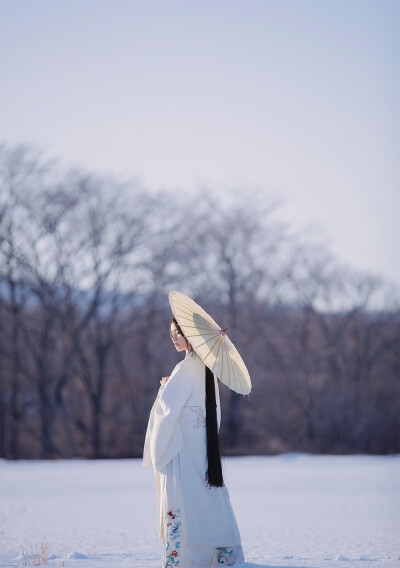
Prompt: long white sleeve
<box><xmin>142</xmin><ymin>358</ymin><xmax>196</xmax><ymax>472</ymax></box>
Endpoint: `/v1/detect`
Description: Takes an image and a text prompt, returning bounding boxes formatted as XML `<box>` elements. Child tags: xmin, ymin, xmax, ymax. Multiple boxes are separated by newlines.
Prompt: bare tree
<box><xmin>0</xmin><ymin>145</ymin><xmax>54</xmax><ymax>457</ymax></box>
<box><xmin>180</xmin><ymin>191</ymin><xmax>288</xmax><ymax>450</ymax></box>
<box><xmin>1</xmin><ymin>144</ymin><xmax>398</xmax><ymax>459</ymax></box>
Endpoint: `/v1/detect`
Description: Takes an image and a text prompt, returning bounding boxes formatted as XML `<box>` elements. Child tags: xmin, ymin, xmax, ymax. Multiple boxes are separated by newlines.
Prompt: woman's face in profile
<box><xmin>170</xmin><ymin>323</ymin><xmax>188</xmax><ymax>352</ymax></box>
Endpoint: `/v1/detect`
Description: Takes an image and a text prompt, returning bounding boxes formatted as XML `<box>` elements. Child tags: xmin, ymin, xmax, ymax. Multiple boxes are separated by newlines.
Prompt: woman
<box><xmin>143</xmin><ymin>317</ymin><xmax>244</xmax><ymax>567</ymax></box>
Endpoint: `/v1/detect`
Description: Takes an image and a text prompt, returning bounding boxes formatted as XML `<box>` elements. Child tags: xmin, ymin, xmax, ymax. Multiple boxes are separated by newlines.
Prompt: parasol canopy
<box><xmin>169</xmin><ymin>290</ymin><xmax>251</xmax><ymax>395</ymax></box>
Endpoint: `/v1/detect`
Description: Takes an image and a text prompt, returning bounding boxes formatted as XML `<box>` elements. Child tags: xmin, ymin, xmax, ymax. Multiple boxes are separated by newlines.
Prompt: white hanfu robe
<box><xmin>143</xmin><ymin>350</ymin><xmax>244</xmax><ymax>568</ymax></box>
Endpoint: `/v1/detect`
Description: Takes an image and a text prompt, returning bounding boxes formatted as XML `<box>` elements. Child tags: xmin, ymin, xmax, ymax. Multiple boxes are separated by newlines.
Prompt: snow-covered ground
<box><xmin>1</xmin><ymin>454</ymin><xmax>399</xmax><ymax>568</ymax></box>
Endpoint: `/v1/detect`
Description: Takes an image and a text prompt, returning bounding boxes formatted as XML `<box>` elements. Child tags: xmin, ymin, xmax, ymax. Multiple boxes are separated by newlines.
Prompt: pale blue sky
<box><xmin>1</xmin><ymin>1</ymin><xmax>399</xmax><ymax>284</ymax></box>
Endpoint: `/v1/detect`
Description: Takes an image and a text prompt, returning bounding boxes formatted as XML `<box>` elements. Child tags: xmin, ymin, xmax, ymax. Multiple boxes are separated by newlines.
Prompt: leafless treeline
<box><xmin>0</xmin><ymin>144</ymin><xmax>399</xmax><ymax>459</ymax></box>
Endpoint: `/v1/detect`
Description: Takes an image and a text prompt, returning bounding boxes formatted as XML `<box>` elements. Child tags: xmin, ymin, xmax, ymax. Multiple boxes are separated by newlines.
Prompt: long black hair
<box><xmin>205</xmin><ymin>365</ymin><xmax>223</xmax><ymax>486</ymax></box>
<box><xmin>170</xmin><ymin>317</ymin><xmax>224</xmax><ymax>487</ymax></box>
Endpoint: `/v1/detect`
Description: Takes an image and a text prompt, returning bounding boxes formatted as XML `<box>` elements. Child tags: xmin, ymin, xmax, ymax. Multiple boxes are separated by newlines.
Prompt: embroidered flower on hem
<box><xmin>165</xmin><ymin>508</ymin><xmax>182</xmax><ymax>567</ymax></box>
<box><xmin>216</xmin><ymin>547</ymin><xmax>236</xmax><ymax>565</ymax></box>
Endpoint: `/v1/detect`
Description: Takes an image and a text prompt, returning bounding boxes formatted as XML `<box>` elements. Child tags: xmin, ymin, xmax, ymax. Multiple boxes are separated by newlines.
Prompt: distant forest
<box><xmin>1</xmin><ymin>144</ymin><xmax>399</xmax><ymax>459</ymax></box>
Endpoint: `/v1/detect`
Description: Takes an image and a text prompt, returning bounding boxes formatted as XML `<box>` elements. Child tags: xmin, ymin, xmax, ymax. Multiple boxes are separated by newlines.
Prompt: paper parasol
<box><xmin>169</xmin><ymin>290</ymin><xmax>251</xmax><ymax>395</ymax></box>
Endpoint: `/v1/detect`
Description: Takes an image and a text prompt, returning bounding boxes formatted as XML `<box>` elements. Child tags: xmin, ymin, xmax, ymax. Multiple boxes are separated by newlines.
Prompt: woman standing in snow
<box><xmin>143</xmin><ymin>317</ymin><xmax>244</xmax><ymax>567</ymax></box>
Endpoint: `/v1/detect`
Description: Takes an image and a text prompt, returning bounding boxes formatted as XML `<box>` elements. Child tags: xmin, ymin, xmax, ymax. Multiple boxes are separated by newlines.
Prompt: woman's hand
<box><xmin>160</xmin><ymin>376</ymin><xmax>170</xmax><ymax>385</ymax></box>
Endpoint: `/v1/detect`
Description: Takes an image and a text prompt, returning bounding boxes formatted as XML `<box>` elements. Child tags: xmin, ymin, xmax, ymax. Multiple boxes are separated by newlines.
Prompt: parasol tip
<box><xmin>220</xmin><ymin>327</ymin><xmax>228</xmax><ymax>336</ymax></box>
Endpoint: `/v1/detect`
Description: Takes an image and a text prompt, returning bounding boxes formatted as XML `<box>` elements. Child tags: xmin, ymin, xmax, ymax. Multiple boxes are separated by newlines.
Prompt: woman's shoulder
<box><xmin>171</xmin><ymin>351</ymin><xmax>204</xmax><ymax>379</ymax></box>
<box><xmin>183</xmin><ymin>350</ymin><xmax>204</xmax><ymax>368</ymax></box>
<box><xmin>163</xmin><ymin>353</ymin><xmax>203</xmax><ymax>398</ymax></box>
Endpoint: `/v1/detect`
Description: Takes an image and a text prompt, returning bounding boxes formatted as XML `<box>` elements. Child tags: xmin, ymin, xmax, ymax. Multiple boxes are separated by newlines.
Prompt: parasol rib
<box><xmin>184</xmin><ymin>332</ymin><xmax>220</xmax><ymax>340</ymax></box>
<box><xmin>226</xmin><ymin>346</ymin><xmax>237</xmax><ymax>392</ymax></box>
<box><xmin>202</xmin><ymin>335</ymin><xmax>221</xmax><ymax>364</ymax></box>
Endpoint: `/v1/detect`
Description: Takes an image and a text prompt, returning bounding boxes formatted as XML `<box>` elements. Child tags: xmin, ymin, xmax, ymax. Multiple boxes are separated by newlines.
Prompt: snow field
<box><xmin>1</xmin><ymin>454</ymin><xmax>399</xmax><ymax>568</ymax></box>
